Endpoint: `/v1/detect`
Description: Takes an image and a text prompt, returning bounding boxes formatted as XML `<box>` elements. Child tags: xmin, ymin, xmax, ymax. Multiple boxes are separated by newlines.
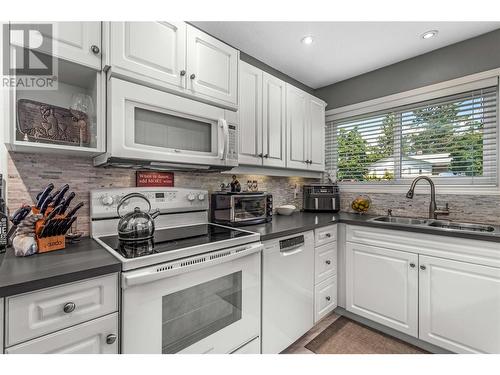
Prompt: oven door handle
<box><xmin>218</xmin><ymin>119</ymin><xmax>229</xmax><ymax>160</ymax></box>
<box><xmin>121</xmin><ymin>242</ymin><xmax>263</xmax><ymax>289</ymax></box>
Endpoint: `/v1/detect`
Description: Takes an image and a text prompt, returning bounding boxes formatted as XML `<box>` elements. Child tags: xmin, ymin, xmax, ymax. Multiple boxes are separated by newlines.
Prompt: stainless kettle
<box><xmin>117</xmin><ymin>193</ymin><xmax>160</xmax><ymax>241</ymax></box>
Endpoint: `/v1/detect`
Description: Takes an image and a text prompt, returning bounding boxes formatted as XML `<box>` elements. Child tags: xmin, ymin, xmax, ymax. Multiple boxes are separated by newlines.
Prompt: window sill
<box><xmin>337</xmin><ymin>183</ymin><xmax>500</xmax><ymax>196</ymax></box>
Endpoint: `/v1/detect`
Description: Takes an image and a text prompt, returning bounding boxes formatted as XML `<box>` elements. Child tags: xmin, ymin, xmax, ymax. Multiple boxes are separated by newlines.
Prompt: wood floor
<box><xmin>282</xmin><ymin>312</ymin><xmax>341</xmax><ymax>354</ymax></box>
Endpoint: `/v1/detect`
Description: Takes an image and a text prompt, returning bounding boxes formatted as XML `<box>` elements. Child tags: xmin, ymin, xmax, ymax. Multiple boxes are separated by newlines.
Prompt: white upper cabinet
<box><xmin>110</xmin><ymin>22</ymin><xmax>186</xmax><ymax>91</ymax></box>
<box><xmin>10</xmin><ymin>22</ymin><xmax>101</xmax><ymax>70</ymax></box>
<box><xmin>186</xmin><ymin>25</ymin><xmax>239</xmax><ymax>107</ymax></box>
<box><xmin>286</xmin><ymin>84</ymin><xmax>309</xmax><ymax>170</ymax></box>
<box><xmin>106</xmin><ymin>22</ymin><xmax>238</xmax><ymax>110</ymax></box>
<box><xmin>238</xmin><ymin>61</ymin><xmax>263</xmax><ymax>165</ymax></box>
<box><xmin>308</xmin><ymin>96</ymin><xmax>326</xmax><ymax>171</ymax></box>
<box><xmin>346</xmin><ymin>242</ymin><xmax>419</xmax><ymax>337</ymax></box>
<box><xmin>419</xmin><ymin>255</ymin><xmax>500</xmax><ymax>354</ymax></box>
<box><xmin>262</xmin><ymin>72</ymin><xmax>286</xmax><ymax>168</ymax></box>
<box><xmin>285</xmin><ymin>84</ymin><xmax>326</xmax><ymax>171</ymax></box>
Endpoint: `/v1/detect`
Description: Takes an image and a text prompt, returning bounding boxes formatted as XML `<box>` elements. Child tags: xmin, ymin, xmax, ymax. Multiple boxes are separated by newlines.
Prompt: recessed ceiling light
<box><xmin>421</xmin><ymin>30</ymin><xmax>438</xmax><ymax>40</ymax></box>
<box><xmin>301</xmin><ymin>36</ymin><xmax>314</xmax><ymax>45</ymax></box>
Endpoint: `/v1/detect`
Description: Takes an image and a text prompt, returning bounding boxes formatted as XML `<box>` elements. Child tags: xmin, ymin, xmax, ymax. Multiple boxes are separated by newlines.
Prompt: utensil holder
<box><xmin>32</xmin><ymin>207</ymin><xmax>67</xmax><ymax>253</ymax></box>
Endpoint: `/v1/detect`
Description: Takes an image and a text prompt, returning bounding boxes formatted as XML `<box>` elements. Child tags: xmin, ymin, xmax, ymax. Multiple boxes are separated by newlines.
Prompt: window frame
<box><xmin>325</xmin><ymin>70</ymin><xmax>500</xmax><ymax>195</ymax></box>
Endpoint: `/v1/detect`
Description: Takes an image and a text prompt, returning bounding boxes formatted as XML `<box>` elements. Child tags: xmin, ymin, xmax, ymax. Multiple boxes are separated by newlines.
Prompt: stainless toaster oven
<box><xmin>211</xmin><ymin>192</ymin><xmax>273</xmax><ymax>226</ymax></box>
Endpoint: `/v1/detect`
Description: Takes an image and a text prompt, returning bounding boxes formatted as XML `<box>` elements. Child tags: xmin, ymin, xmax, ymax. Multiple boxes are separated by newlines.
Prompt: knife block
<box><xmin>32</xmin><ymin>207</ymin><xmax>66</xmax><ymax>253</ymax></box>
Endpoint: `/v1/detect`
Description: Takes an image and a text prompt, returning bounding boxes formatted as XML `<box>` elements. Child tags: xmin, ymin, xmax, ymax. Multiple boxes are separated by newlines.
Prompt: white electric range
<box><xmin>90</xmin><ymin>187</ymin><xmax>262</xmax><ymax>354</ymax></box>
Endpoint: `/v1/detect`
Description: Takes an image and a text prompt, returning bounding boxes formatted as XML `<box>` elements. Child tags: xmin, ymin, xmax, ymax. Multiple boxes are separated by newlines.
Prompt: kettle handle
<box><xmin>116</xmin><ymin>193</ymin><xmax>152</xmax><ymax>218</ymax></box>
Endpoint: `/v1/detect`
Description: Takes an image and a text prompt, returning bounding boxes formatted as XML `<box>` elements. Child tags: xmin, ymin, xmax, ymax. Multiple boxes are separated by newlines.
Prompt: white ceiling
<box><xmin>191</xmin><ymin>22</ymin><xmax>500</xmax><ymax>89</ymax></box>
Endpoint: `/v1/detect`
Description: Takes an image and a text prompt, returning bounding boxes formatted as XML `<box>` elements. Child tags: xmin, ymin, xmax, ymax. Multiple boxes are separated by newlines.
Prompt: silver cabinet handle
<box><xmin>314</xmin><ymin>197</ymin><xmax>319</xmax><ymax>210</ymax></box>
<box><xmin>90</xmin><ymin>45</ymin><xmax>100</xmax><ymax>54</ymax></box>
<box><xmin>325</xmin><ymin>260</ymin><xmax>331</xmax><ymax>265</ymax></box>
<box><xmin>63</xmin><ymin>302</ymin><xmax>76</xmax><ymax>313</ymax></box>
<box><xmin>264</xmin><ymin>154</ymin><xmax>269</xmax><ymax>158</ymax></box>
<box><xmin>420</xmin><ymin>265</ymin><xmax>426</xmax><ymax>271</ymax></box>
<box><xmin>410</xmin><ymin>263</ymin><xmax>416</xmax><ymax>268</ymax></box>
<box><xmin>106</xmin><ymin>334</ymin><xmax>117</xmax><ymax>345</ymax></box>
<box><xmin>190</xmin><ymin>73</ymin><xmax>196</xmax><ymax>79</ymax></box>
<box><xmin>325</xmin><ymin>296</ymin><xmax>331</xmax><ymax>301</ymax></box>
<box><xmin>258</xmin><ymin>153</ymin><xmax>263</xmax><ymax>158</ymax></box>
<box><xmin>180</xmin><ymin>70</ymin><xmax>186</xmax><ymax>76</ymax></box>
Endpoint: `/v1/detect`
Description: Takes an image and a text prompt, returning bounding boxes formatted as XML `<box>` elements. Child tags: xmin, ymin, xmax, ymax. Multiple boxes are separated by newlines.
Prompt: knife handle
<box><xmin>66</xmin><ymin>202</ymin><xmax>84</xmax><ymax>218</ymax></box>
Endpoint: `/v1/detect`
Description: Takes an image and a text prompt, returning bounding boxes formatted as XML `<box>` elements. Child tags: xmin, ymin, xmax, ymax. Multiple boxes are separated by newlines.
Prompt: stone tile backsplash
<box><xmin>6</xmin><ymin>152</ymin><xmax>317</xmax><ymax>235</ymax></box>
<box><xmin>6</xmin><ymin>152</ymin><xmax>500</xmax><ymax>236</ymax></box>
<box><xmin>340</xmin><ymin>191</ymin><xmax>500</xmax><ymax>226</ymax></box>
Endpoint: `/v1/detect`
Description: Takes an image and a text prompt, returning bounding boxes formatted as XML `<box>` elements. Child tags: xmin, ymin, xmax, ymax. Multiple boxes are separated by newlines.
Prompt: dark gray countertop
<box><xmin>0</xmin><ymin>237</ymin><xmax>121</xmax><ymax>298</ymax></box>
<box><xmin>243</xmin><ymin>211</ymin><xmax>500</xmax><ymax>243</ymax></box>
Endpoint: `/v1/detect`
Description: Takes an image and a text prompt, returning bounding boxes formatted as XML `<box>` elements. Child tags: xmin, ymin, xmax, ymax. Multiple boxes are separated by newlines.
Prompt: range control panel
<box><xmin>90</xmin><ymin>187</ymin><xmax>209</xmax><ymax>219</ymax></box>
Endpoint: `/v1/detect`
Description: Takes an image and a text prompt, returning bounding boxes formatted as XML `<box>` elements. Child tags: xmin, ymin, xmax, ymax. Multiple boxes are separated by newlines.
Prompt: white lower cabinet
<box><xmin>313</xmin><ymin>225</ymin><xmax>338</xmax><ymax>323</ymax></box>
<box><xmin>5</xmin><ymin>313</ymin><xmax>118</xmax><ymax>354</ymax></box>
<box><xmin>419</xmin><ymin>255</ymin><xmax>500</xmax><ymax>354</ymax></box>
<box><xmin>346</xmin><ymin>242</ymin><xmax>419</xmax><ymax>337</ymax></box>
<box><xmin>315</xmin><ymin>276</ymin><xmax>337</xmax><ymax>322</ymax></box>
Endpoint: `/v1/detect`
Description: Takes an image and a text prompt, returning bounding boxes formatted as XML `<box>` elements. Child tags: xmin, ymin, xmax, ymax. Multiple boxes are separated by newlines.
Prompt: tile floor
<box><xmin>282</xmin><ymin>312</ymin><xmax>341</xmax><ymax>354</ymax></box>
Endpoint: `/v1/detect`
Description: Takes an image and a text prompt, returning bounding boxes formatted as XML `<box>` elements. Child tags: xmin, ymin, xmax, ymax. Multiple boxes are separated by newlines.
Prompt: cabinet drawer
<box><xmin>314</xmin><ymin>224</ymin><xmax>337</xmax><ymax>246</ymax></box>
<box><xmin>6</xmin><ymin>274</ymin><xmax>118</xmax><ymax>347</ymax></box>
<box><xmin>6</xmin><ymin>313</ymin><xmax>118</xmax><ymax>354</ymax></box>
<box><xmin>315</xmin><ymin>242</ymin><xmax>337</xmax><ymax>284</ymax></box>
<box><xmin>315</xmin><ymin>276</ymin><xmax>337</xmax><ymax>323</ymax></box>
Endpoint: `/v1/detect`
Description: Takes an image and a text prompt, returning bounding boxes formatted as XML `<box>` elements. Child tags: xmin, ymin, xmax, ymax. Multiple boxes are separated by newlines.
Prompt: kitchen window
<box><xmin>326</xmin><ymin>82</ymin><xmax>499</xmax><ymax>188</ymax></box>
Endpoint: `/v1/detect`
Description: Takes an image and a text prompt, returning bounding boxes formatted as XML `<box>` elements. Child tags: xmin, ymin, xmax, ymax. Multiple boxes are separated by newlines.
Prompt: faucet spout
<box><xmin>405</xmin><ymin>176</ymin><xmax>439</xmax><ymax>219</ymax></box>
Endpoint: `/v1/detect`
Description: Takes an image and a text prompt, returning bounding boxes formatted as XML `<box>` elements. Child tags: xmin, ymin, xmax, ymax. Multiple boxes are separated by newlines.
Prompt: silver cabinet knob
<box><xmin>420</xmin><ymin>265</ymin><xmax>426</xmax><ymax>271</ymax></box>
<box><xmin>325</xmin><ymin>296</ymin><xmax>331</xmax><ymax>301</ymax></box>
<box><xmin>180</xmin><ymin>70</ymin><xmax>186</xmax><ymax>76</ymax></box>
<box><xmin>90</xmin><ymin>45</ymin><xmax>100</xmax><ymax>54</ymax></box>
<box><xmin>325</xmin><ymin>260</ymin><xmax>331</xmax><ymax>265</ymax></box>
<box><xmin>410</xmin><ymin>263</ymin><xmax>416</xmax><ymax>268</ymax></box>
<box><xmin>106</xmin><ymin>334</ymin><xmax>117</xmax><ymax>345</ymax></box>
<box><xmin>325</xmin><ymin>233</ymin><xmax>331</xmax><ymax>238</ymax></box>
<box><xmin>63</xmin><ymin>302</ymin><xmax>76</xmax><ymax>313</ymax></box>
<box><xmin>190</xmin><ymin>73</ymin><xmax>196</xmax><ymax>79</ymax></box>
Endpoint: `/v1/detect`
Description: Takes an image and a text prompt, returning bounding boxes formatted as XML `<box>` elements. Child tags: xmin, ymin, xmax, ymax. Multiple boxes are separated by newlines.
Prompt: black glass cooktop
<box><xmin>99</xmin><ymin>224</ymin><xmax>254</xmax><ymax>259</ymax></box>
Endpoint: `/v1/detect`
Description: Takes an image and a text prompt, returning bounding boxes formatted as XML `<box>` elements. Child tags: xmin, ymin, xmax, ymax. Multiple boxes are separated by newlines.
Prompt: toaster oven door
<box><xmin>231</xmin><ymin>195</ymin><xmax>268</xmax><ymax>223</ymax></box>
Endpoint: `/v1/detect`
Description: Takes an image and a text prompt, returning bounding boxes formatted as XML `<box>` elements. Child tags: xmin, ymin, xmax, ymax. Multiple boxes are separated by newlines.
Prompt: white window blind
<box><xmin>326</xmin><ymin>85</ymin><xmax>498</xmax><ymax>185</ymax></box>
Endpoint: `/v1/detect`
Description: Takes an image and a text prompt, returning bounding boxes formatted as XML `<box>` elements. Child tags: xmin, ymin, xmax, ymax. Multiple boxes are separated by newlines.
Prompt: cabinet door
<box><xmin>308</xmin><ymin>96</ymin><xmax>325</xmax><ymax>171</ymax></box>
<box><xmin>110</xmin><ymin>22</ymin><xmax>186</xmax><ymax>90</ymax></box>
<box><xmin>286</xmin><ymin>84</ymin><xmax>308</xmax><ymax>170</ymax></box>
<box><xmin>262</xmin><ymin>73</ymin><xmax>286</xmax><ymax>168</ymax></box>
<box><xmin>10</xmin><ymin>22</ymin><xmax>101</xmax><ymax>70</ymax></box>
<box><xmin>346</xmin><ymin>242</ymin><xmax>418</xmax><ymax>337</ymax></box>
<box><xmin>238</xmin><ymin>61</ymin><xmax>262</xmax><ymax>165</ymax></box>
<box><xmin>186</xmin><ymin>25</ymin><xmax>238</xmax><ymax>107</ymax></box>
<box><xmin>5</xmin><ymin>314</ymin><xmax>118</xmax><ymax>354</ymax></box>
<box><xmin>419</xmin><ymin>255</ymin><xmax>500</xmax><ymax>353</ymax></box>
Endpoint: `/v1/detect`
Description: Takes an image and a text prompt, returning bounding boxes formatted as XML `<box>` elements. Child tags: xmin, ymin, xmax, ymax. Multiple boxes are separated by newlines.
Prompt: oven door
<box><xmin>231</xmin><ymin>195</ymin><xmax>268</xmax><ymax>223</ymax></box>
<box><xmin>121</xmin><ymin>245</ymin><xmax>261</xmax><ymax>354</ymax></box>
<box><xmin>108</xmin><ymin>78</ymin><xmax>232</xmax><ymax>167</ymax></box>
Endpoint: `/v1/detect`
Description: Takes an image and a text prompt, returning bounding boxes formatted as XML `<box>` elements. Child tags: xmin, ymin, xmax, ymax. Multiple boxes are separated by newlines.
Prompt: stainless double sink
<box><xmin>369</xmin><ymin>216</ymin><xmax>497</xmax><ymax>233</ymax></box>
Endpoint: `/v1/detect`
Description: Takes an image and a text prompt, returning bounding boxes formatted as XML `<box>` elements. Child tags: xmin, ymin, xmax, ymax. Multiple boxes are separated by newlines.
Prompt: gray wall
<box><xmin>315</xmin><ymin>28</ymin><xmax>500</xmax><ymax>110</ymax></box>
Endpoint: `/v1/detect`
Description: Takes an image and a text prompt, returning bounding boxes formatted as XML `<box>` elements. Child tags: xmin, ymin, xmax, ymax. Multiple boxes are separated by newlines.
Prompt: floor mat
<box><xmin>305</xmin><ymin>316</ymin><xmax>429</xmax><ymax>354</ymax></box>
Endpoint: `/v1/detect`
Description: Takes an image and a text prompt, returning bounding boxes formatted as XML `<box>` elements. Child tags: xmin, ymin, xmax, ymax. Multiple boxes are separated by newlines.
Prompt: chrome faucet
<box><xmin>405</xmin><ymin>176</ymin><xmax>449</xmax><ymax>219</ymax></box>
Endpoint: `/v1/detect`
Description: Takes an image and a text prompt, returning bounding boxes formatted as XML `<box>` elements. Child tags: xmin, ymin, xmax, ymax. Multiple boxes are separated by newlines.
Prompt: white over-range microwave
<box><xmin>94</xmin><ymin>78</ymin><xmax>238</xmax><ymax>170</ymax></box>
